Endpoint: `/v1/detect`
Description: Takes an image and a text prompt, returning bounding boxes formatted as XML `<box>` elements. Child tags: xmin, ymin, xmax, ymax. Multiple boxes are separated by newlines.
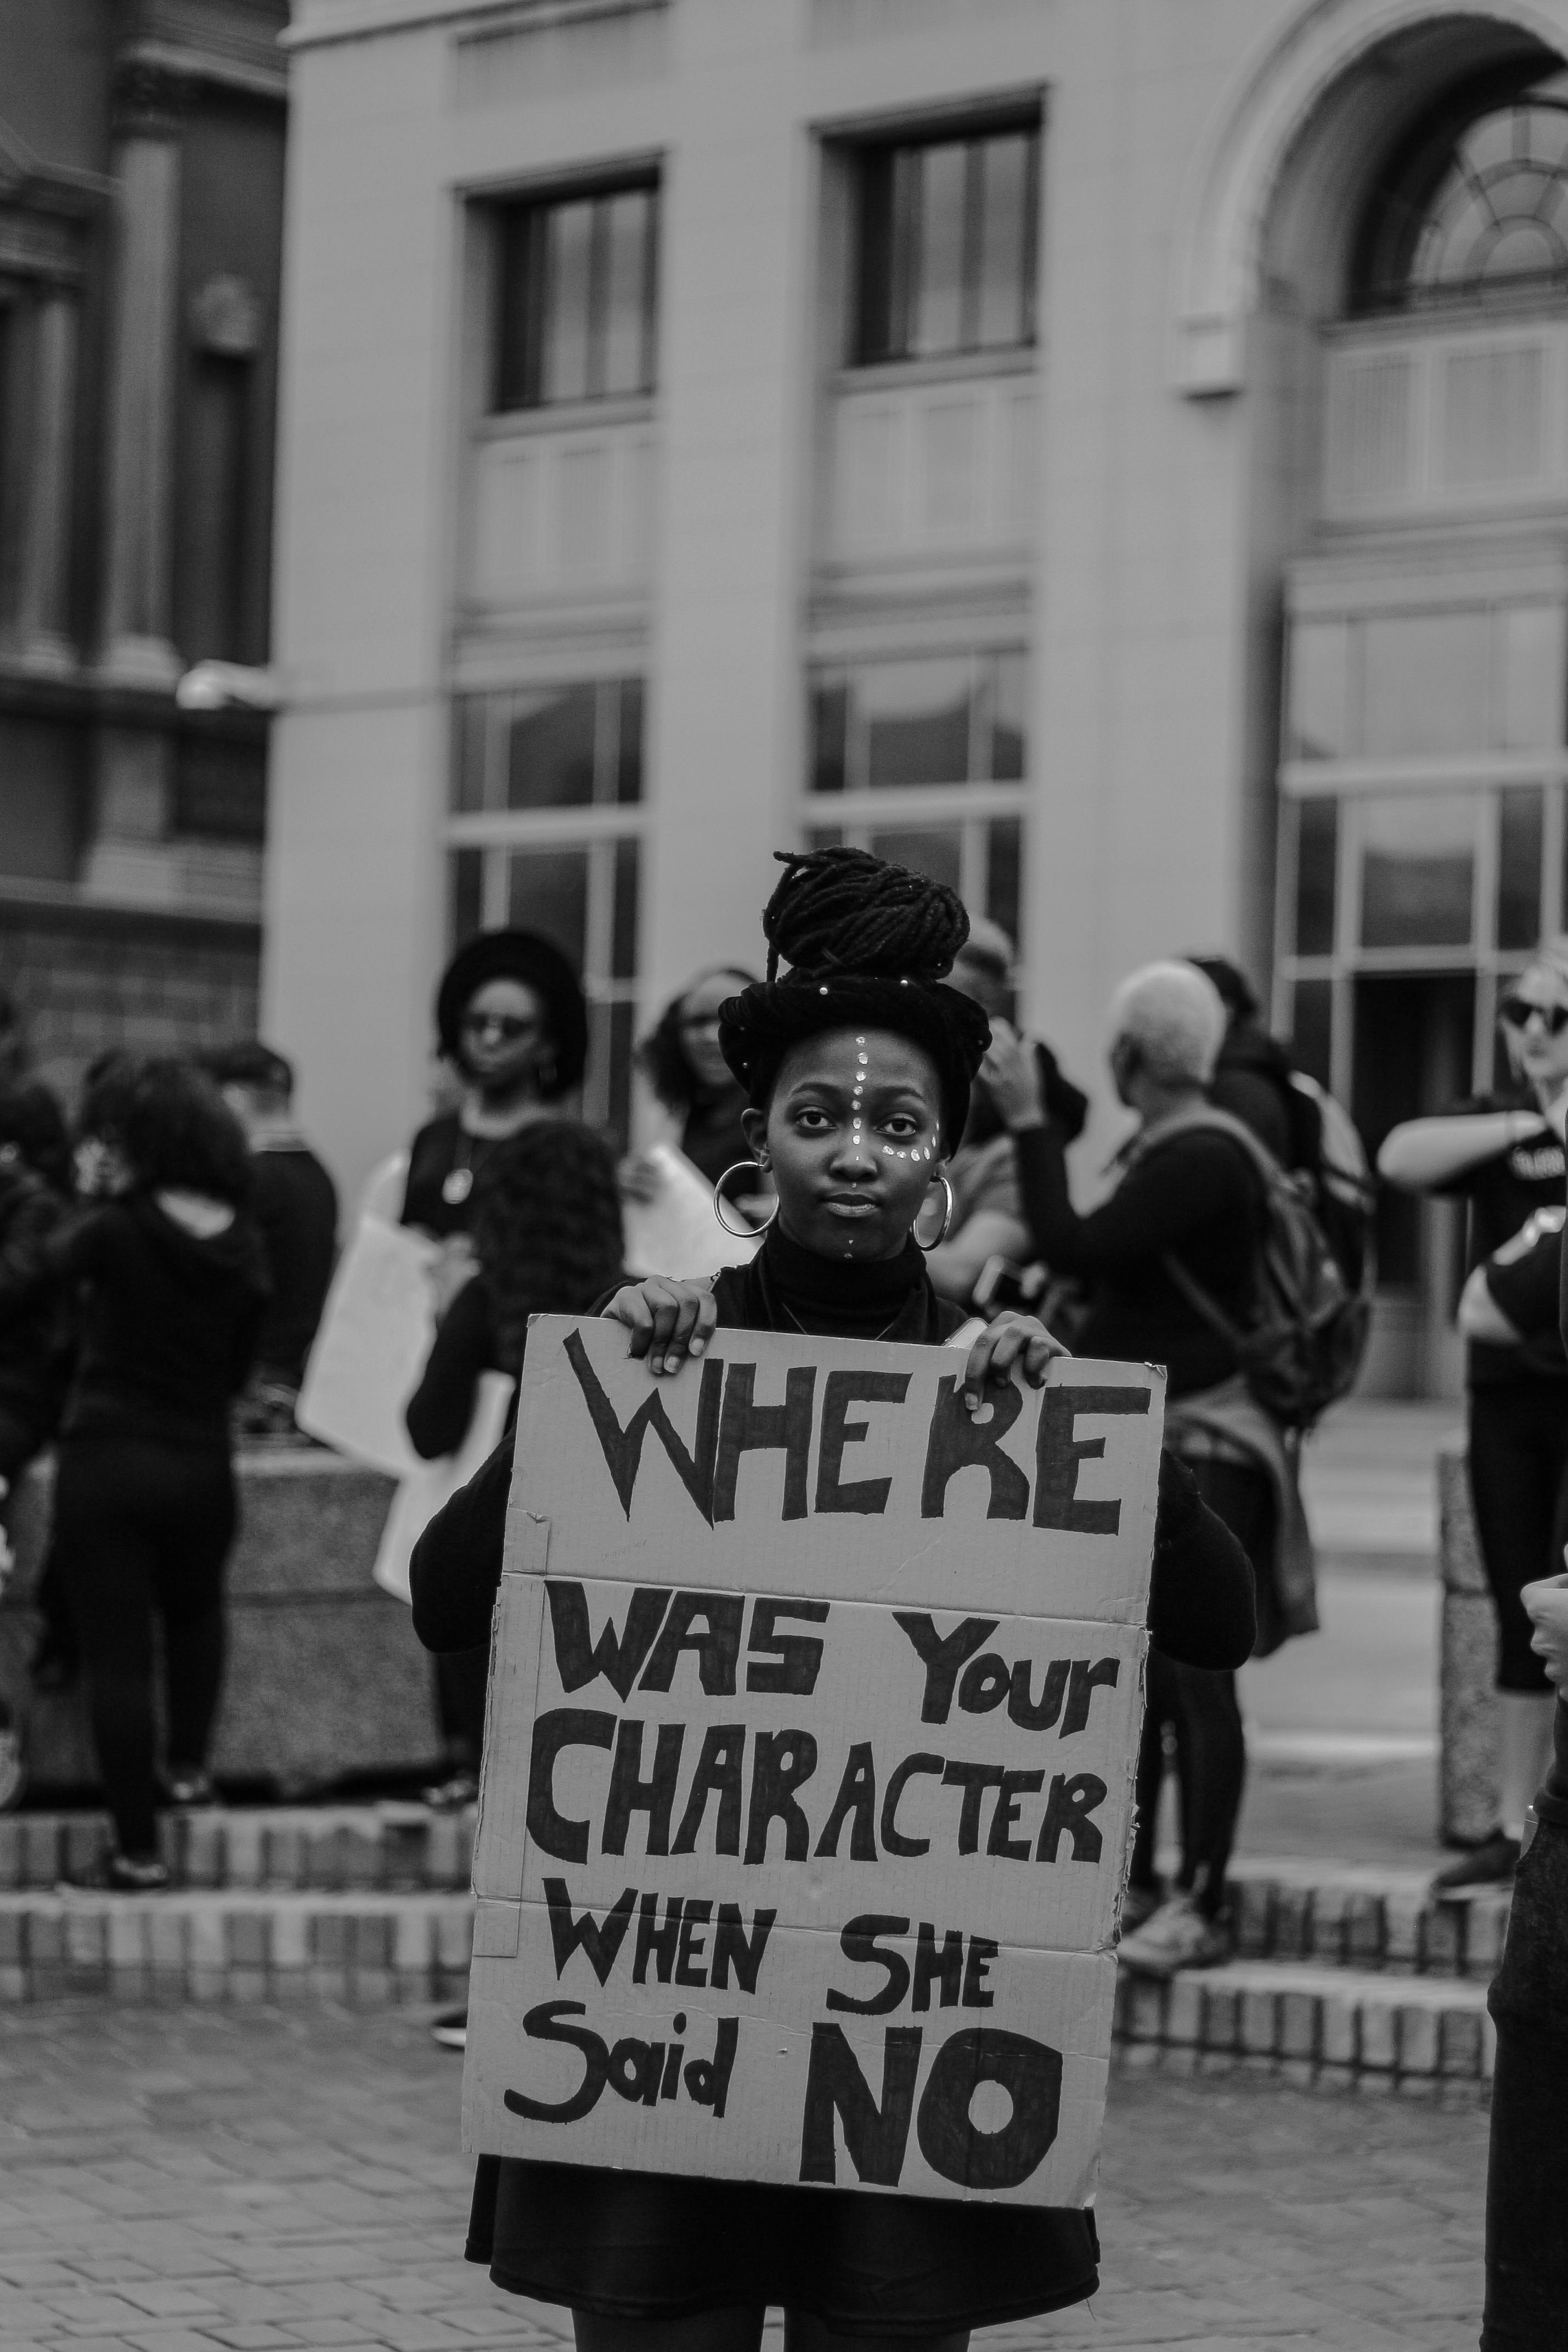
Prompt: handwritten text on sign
<box><xmin>464</xmin><ymin>1318</ymin><xmax>1164</xmax><ymax>2207</ymax></box>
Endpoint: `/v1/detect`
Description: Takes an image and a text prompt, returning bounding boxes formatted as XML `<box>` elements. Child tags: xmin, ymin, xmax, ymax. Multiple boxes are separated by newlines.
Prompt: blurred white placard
<box><xmin>297</xmin><ymin>1213</ymin><xmax>438</xmax><ymax>1478</ymax></box>
<box><xmin>622</xmin><ymin>1141</ymin><xmax>761</xmax><ymax>1281</ymax></box>
<box><xmin>372</xmin><ymin>1368</ymin><xmax>516</xmax><ymax>1604</ymax></box>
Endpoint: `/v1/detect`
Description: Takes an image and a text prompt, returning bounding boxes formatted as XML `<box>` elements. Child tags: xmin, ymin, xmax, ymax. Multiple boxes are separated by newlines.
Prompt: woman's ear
<box><xmin>739</xmin><ymin>1105</ymin><xmax>769</xmax><ymax>1164</ymax></box>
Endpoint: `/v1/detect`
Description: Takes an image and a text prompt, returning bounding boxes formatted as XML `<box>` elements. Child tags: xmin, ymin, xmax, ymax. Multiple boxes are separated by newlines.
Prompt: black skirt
<box><xmin>467</xmin><ymin>2155</ymin><xmax>1099</xmax><ymax>2335</ymax></box>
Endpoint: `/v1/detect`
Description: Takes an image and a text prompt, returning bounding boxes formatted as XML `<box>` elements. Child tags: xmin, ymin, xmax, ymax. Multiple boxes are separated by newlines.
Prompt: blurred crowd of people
<box><xmin>0</xmin><ymin>1008</ymin><xmax>337</xmax><ymax>1885</ymax></box>
<box><xmin>8</xmin><ymin>891</ymin><xmax>1566</xmax><ymax>1973</ymax></box>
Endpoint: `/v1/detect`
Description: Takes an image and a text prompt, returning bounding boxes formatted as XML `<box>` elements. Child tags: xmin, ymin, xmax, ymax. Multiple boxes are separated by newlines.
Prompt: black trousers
<box><xmin>436</xmin><ymin>1647</ymin><xmax>490</xmax><ymax>1766</ymax></box>
<box><xmin>1467</xmin><ymin>1384</ymin><xmax>1568</xmax><ymax>1694</ymax></box>
<box><xmin>52</xmin><ymin>1437</ymin><xmax>235</xmax><ymax>1857</ymax></box>
<box><xmin>1483</xmin><ymin>1804</ymin><xmax>1568</xmax><ymax>2348</ymax></box>
<box><xmin>1130</xmin><ymin>1456</ymin><xmax>1271</xmax><ymax>1922</ymax></box>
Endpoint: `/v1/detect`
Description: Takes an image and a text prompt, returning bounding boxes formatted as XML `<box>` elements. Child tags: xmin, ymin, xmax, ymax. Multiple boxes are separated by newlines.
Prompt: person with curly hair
<box><xmin>405</xmin><ymin>1120</ymin><xmax>627</xmax><ymax>1823</ymax></box>
<box><xmin>46</xmin><ymin>1061</ymin><xmax>269</xmax><ymax>1890</ymax></box>
<box><xmin>402</xmin><ymin>930</ymin><xmax>590</xmax><ymax>1240</ymax></box>
<box><xmin>634</xmin><ymin>966</ymin><xmax>758</xmax><ymax>1187</ymax></box>
<box><xmin>405</xmin><ymin>1120</ymin><xmax>627</xmax><ymax>1457</ymax></box>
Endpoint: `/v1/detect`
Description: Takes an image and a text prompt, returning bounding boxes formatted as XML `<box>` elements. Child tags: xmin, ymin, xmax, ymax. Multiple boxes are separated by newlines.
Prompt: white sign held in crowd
<box><xmin>465</xmin><ymin>1316</ymin><xmax>1164</xmax><ymax>2208</ymax></box>
<box><xmin>296</xmin><ymin>1213</ymin><xmax>439</xmax><ymax>1479</ymax></box>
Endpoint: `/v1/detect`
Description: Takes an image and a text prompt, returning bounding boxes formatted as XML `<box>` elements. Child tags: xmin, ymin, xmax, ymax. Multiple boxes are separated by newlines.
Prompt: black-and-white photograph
<box><xmin>0</xmin><ymin>3</ymin><xmax>1564</xmax><ymax>2347</ymax></box>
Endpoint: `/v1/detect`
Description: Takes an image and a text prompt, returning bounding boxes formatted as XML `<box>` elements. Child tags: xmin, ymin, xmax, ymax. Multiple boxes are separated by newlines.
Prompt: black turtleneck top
<box><xmin>409</xmin><ymin>1227</ymin><xmax>1255</xmax><ymax>1667</ymax></box>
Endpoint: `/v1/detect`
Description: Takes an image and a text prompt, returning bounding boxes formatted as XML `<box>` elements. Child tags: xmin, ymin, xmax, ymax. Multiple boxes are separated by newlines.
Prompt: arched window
<box><xmin>1356</xmin><ymin>68</ymin><xmax>1568</xmax><ymax>313</ymax></box>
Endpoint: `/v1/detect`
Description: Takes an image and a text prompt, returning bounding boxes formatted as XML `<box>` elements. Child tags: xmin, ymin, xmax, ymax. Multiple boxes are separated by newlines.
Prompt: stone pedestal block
<box><xmin>0</xmin><ymin>1449</ymin><xmax>442</xmax><ymax>1799</ymax></box>
<box><xmin>1438</xmin><ymin>1442</ymin><xmax>1498</xmax><ymax>1846</ymax></box>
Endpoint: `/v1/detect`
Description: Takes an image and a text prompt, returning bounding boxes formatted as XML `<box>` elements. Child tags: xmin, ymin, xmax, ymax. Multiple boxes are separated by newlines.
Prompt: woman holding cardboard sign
<box><xmin>413</xmin><ymin>848</ymin><xmax>1255</xmax><ymax>2352</ymax></box>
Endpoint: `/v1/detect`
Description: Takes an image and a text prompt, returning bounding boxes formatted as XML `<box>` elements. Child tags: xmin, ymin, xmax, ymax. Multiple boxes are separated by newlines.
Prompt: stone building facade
<box><xmin>0</xmin><ymin>2</ymin><xmax>287</xmax><ymax>1090</ymax></box>
<box><xmin>270</xmin><ymin>0</ymin><xmax>1568</xmax><ymax>1395</ymax></box>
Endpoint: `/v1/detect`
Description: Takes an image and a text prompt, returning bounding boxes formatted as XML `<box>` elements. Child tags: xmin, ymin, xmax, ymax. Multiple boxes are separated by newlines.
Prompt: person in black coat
<box><xmin>204</xmin><ymin>1043</ymin><xmax>338</xmax><ymax>1435</ymax></box>
<box><xmin>410</xmin><ymin>849</ymin><xmax>1255</xmax><ymax>2352</ymax></box>
<box><xmin>0</xmin><ymin>1080</ymin><xmax>72</xmax><ymax>1483</ymax></box>
<box><xmin>402</xmin><ymin>929</ymin><xmax>590</xmax><ymax>1242</ymax></box>
<box><xmin>47</xmin><ymin>1062</ymin><xmax>269</xmax><ymax>1891</ymax></box>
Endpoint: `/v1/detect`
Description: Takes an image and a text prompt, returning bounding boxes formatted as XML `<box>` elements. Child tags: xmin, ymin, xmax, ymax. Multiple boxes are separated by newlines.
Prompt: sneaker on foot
<box><xmin>60</xmin><ymin>1852</ymin><xmax>172</xmax><ymax>1894</ymax></box>
<box><xmin>1432</xmin><ymin>1829</ymin><xmax>1519</xmax><ymax>1897</ymax></box>
<box><xmin>422</xmin><ymin>1770</ymin><xmax>479</xmax><ymax>1813</ymax></box>
<box><xmin>430</xmin><ymin>2009</ymin><xmax>468</xmax><ymax>2051</ymax></box>
<box><xmin>1116</xmin><ymin>1893</ymin><xmax>1230</xmax><ymax>1978</ymax></box>
<box><xmin>1118</xmin><ymin>1882</ymin><xmax>1162</xmax><ymax>1939</ymax></box>
<box><xmin>159</xmin><ymin>1768</ymin><xmax>219</xmax><ymax>1809</ymax></box>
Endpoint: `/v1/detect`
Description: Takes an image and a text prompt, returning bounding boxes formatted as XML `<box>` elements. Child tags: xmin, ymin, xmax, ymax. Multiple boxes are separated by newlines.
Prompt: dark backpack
<box><xmin>1140</xmin><ymin>1108</ymin><xmax>1370</xmax><ymax>1433</ymax></box>
<box><xmin>1287</xmin><ymin>1069</ymin><xmax>1379</xmax><ymax>1304</ymax></box>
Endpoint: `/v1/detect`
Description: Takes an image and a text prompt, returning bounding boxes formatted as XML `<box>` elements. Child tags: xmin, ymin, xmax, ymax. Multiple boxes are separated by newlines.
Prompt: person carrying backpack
<box><xmin>985</xmin><ymin>961</ymin><xmax>1321</xmax><ymax>1975</ymax></box>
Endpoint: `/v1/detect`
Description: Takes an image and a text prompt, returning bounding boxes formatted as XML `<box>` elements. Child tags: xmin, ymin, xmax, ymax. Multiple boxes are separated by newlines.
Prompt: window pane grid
<box><xmin>855</xmin><ymin>127</ymin><xmax>1039</xmax><ymax>366</ymax></box>
<box><xmin>495</xmin><ymin>183</ymin><xmax>658</xmax><ymax>413</ymax></box>
<box><xmin>448</xmin><ymin>679</ymin><xmax>645</xmax><ymax>1133</ymax></box>
<box><xmin>808</xmin><ymin>652</ymin><xmax>1028</xmax><ymax>792</ymax></box>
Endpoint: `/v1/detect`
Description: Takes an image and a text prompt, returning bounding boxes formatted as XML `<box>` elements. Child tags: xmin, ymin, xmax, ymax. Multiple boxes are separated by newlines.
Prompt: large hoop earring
<box><xmin>914</xmin><ymin>1172</ymin><xmax>955</xmax><ymax>1251</ymax></box>
<box><xmin>714</xmin><ymin>1160</ymin><xmax>779</xmax><ymax>1238</ymax></box>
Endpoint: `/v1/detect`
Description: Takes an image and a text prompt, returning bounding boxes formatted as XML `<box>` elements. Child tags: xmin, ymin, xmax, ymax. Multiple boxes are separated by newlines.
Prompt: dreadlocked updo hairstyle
<box><xmin>718</xmin><ymin>848</ymin><xmax>991</xmax><ymax>1140</ymax></box>
<box><xmin>760</xmin><ymin>847</ymin><xmax>969</xmax><ymax>985</ymax></box>
<box><xmin>467</xmin><ymin>1119</ymin><xmax>624</xmax><ymax>1377</ymax></box>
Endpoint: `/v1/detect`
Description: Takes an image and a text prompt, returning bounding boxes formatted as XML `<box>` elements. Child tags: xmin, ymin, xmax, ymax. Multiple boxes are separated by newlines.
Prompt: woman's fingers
<box><xmin>600</xmin><ymin>1280</ymin><xmax>715</xmax><ymax>1374</ymax></box>
<box><xmin>603</xmin><ymin>1285</ymin><xmax>655</xmax><ymax>1357</ymax></box>
<box><xmin>963</xmin><ymin>1314</ymin><xmax>1068</xmax><ymax>1409</ymax></box>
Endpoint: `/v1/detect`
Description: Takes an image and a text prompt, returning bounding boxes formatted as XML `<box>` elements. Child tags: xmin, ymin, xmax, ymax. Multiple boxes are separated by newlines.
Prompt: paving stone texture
<box><xmin>0</xmin><ymin>2003</ymin><xmax>1488</xmax><ymax>2352</ymax></box>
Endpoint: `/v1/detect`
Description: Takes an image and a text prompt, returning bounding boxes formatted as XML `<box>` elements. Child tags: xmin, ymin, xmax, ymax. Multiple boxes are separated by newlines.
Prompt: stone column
<box><xmin>15</xmin><ymin>283</ymin><xmax>79</xmax><ymax>675</ymax></box>
<box><xmin>97</xmin><ymin>62</ymin><xmax>184</xmax><ymax>689</ymax></box>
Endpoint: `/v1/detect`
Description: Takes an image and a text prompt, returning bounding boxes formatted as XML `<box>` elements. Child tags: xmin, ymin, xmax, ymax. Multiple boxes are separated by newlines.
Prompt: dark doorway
<box><xmin>1353</xmin><ymin>972</ymin><xmax>1475</xmax><ymax>1395</ymax></box>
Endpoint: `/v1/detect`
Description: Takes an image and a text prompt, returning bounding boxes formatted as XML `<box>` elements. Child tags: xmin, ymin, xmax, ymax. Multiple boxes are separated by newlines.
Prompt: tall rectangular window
<box><xmin>449</xmin><ymin>678</ymin><xmax>645</xmax><ymax>1135</ymax></box>
<box><xmin>495</xmin><ymin>181</ymin><xmax>658</xmax><ymax>412</ymax></box>
<box><xmin>805</xmin><ymin>650</ymin><xmax>1029</xmax><ymax>955</ymax></box>
<box><xmin>855</xmin><ymin>126</ymin><xmax>1039</xmax><ymax>365</ymax></box>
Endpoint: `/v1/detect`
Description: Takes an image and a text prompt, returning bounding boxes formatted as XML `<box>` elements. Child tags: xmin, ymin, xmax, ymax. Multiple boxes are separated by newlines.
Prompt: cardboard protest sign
<box><xmin>464</xmin><ymin>1315</ymin><xmax>1164</xmax><ymax>2209</ymax></box>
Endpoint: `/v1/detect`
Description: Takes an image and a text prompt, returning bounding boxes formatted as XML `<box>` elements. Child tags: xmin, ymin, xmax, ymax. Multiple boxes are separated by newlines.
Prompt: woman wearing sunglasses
<box><xmin>402</xmin><ymin>928</ymin><xmax>590</xmax><ymax>1808</ymax></box>
<box><xmin>1380</xmin><ymin>939</ymin><xmax>1568</xmax><ymax>1891</ymax></box>
<box><xmin>402</xmin><ymin>929</ymin><xmax>590</xmax><ymax>1240</ymax></box>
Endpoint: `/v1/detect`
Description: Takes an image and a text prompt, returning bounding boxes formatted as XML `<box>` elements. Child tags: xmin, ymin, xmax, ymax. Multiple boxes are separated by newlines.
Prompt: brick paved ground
<box><xmin>0</xmin><ymin>2006</ymin><xmax>1487</xmax><ymax>2352</ymax></box>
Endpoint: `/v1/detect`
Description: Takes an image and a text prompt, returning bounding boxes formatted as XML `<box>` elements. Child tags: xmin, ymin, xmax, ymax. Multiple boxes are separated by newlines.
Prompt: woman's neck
<box><xmin>461</xmin><ymin>1086</ymin><xmax>542</xmax><ymax>1138</ymax></box>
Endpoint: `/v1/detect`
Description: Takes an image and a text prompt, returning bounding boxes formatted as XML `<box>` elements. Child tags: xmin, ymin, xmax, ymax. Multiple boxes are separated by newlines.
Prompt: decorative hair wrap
<box><xmin>717</xmin><ymin>847</ymin><xmax>992</xmax><ymax>1141</ymax></box>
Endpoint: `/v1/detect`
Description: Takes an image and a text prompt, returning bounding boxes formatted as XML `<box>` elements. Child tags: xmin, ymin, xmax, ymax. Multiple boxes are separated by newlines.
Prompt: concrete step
<box><xmin>1113</xmin><ymin>1955</ymin><xmax>1493</xmax><ymax>2088</ymax></box>
<box><xmin>0</xmin><ymin>1803</ymin><xmax>474</xmax><ymax>1893</ymax></box>
<box><xmin>1226</xmin><ymin>1854</ymin><xmax>1511</xmax><ymax>1981</ymax></box>
<box><xmin>0</xmin><ymin>1887</ymin><xmax>474</xmax><ymax>2003</ymax></box>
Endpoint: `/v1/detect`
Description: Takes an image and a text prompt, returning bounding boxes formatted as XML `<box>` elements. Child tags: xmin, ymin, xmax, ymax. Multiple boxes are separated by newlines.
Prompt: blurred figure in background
<box><xmin>1381</xmin><ymin>938</ymin><xmax>1568</xmax><ymax>1891</ymax></box>
<box><xmin>634</xmin><ymin>967</ymin><xmax>758</xmax><ymax>1184</ymax></box>
<box><xmin>29</xmin><ymin>1054</ymin><xmax>144</xmax><ymax>1696</ymax></box>
<box><xmin>205</xmin><ymin>1043</ymin><xmax>339</xmax><ymax>1439</ymax></box>
<box><xmin>405</xmin><ymin>1120</ymin><xmax>625</xmax><ymax>1465</ymax></box>
<box><xmin>48</xmin><ymin>1062</ymin><xmax>269</xmax><ymax>1890</ymax></box>
<box><xmin>1188</xmin><ymin>955</ymin><xmax>1308</xmax><ymax>1167</ymax></box>
<box><xmin>930</xmin><ymin>915</ymin><xmax>1088</xmax><ymax>1306</ymax></box>
<box><xmin>0</xmin><ymin>987</ymin><xmax>28</xmax><ymax>1085</ymax></box>
<box><xmin>398</xmin><ymin>933</ymin><xmax>589</xmax><ymax>1805</ymax></box>
<box><xmin>986</xmin><ymin>962</ymin><xmax>1275</xmax><ymax>1972</ymax></box>
<box><xmin>402</xmin><ymin>931</ymin><xmax>588</xmax><ymax>1240</ymax></box>
<box><xmin>0</xmin><ymin>1080</ymin><xmax>73</xmax><ymax>1488</ymax></box>
<box><xmin>405</xmin><ymin>1118</ymin><xmax>625</xmax><ymax>2041</ymax></box>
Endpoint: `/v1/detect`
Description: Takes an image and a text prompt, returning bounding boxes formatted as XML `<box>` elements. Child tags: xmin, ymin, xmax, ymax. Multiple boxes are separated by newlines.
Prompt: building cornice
<box><xmin>283</xmin><ymin>0</ymin><xmax>663</xmax><ymax>55</ymax></box>
<box><xmin>121</xmin><ymin>3</ymin><xmax>289</xmax><ymax>102</ymax></box>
